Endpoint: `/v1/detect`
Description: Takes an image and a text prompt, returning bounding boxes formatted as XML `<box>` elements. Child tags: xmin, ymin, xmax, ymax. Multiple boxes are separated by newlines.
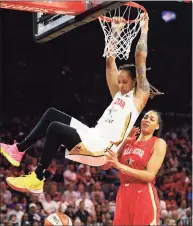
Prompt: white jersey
<box><xmin>95</xmin><ymin>90</ymin><xmax>139</xmax><ymax>144</ymax></box>
<box><xmin>67</xmin><ymin>89</ymin><xmax>140</xmax><ymax>166</ymax></box>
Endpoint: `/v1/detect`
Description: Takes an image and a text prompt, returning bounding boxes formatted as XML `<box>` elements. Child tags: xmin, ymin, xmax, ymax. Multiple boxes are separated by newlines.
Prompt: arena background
<box><xmin>0</xmin><ymin>1</ymin><xmax>192</xmax><ymax>226</ymax></box>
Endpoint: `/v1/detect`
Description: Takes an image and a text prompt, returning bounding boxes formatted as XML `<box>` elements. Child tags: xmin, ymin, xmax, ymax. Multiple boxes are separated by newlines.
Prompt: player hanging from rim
<box><xmin>103</xmin><ymin>110</ymin><xmax>167</xmax><ymax>226</ymax></box>
<box><xmin>1</xmin><ymin>14</ymin><xmax>162</xmax><ymax>193</ymax></box>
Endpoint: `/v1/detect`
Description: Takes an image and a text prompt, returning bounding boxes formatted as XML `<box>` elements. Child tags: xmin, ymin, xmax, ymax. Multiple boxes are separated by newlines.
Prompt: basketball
<box><xmin>44</xmin><ymin>212</ymin><xmax>72</xmax><ymax>226</ymax></box>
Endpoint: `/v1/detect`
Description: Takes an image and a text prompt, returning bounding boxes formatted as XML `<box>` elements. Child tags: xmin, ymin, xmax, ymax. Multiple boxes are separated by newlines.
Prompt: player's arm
<box><xmin>106</xmin><ymin>18</ymin><xmax>126</xmax><ymax>98</ymax></box>
<box><xmin>107</xmin><ymin>139</ymin><xmax>167</xmax><ymax>182</ymax></box>
<box><xmin>106</xmin><ymin>56</ymin><xmax>119</xmax><ymax>98</ymax></box>
<box><xmin>134</xmin><ymin>14</ymin><xmax>150</xmax><ymax>112</ymax></box>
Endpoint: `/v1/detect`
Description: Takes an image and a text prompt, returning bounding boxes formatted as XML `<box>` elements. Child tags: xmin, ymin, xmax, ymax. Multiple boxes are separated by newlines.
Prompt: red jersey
<box><xmin>119</xmin><ymin>136</ymin><xmax>158</xmax><ymax>184</ymax></box>
<box><xmin>113</xmin><ymin>136</ymin><xmax>160</xmax><ymax>226</ymax></box>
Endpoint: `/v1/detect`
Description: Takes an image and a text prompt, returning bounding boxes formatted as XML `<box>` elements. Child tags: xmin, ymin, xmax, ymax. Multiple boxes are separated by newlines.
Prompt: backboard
<box><xmin>32</xmin><ymin>1</ymin><xmax>125</xmax><ymax>43</ymax></box>
<box><xmin>0</xmin><ymin>1</ymin><xmax>128</xmax><ymax>43</ymax></box>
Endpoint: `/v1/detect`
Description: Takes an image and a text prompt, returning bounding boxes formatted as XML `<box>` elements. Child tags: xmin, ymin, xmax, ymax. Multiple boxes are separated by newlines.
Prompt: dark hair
<box><xmin>119</xmin><ymin>64</ymin><xmax>136</xmax><ymax>80</ymax></box>
<box><xmin>36</xmin><ymin>202</ymin><xmax>43</xmax><ymax>209</ymax></box>
<box><xmin>151</xmin><ymin>110</ymin><xmax>163</xmax><ymax>138</ymax></box>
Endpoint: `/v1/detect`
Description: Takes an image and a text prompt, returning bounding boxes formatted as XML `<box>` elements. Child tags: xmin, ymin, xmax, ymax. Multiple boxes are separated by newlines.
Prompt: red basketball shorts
<box><xmin>113</xmin><ymin>182</ymin><xmax>160</xmax><ymax>226</ymax></box>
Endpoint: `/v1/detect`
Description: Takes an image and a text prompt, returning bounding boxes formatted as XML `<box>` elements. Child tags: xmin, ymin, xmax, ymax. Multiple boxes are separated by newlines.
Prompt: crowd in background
<box><xmin>0</xmin><ymin>114</ymin><xmax>192</xmax><ymax>226</ymax></box>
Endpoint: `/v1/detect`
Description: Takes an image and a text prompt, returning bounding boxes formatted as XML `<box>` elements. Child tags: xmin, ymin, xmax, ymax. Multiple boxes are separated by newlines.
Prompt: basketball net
<box><xmin>99</xmin><ymin>2</ymin><xmax>146</xmax><ymax>60</ymax></box>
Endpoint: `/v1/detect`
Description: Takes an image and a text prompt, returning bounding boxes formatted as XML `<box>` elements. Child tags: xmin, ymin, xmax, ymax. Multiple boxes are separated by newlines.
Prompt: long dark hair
<box><xmin>151</xmin><ymin>110</ymin><xmax>163</xmax><ymax>138</ymax></box>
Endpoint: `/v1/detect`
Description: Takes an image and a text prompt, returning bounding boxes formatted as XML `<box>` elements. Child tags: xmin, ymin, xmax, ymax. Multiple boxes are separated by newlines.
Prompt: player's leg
<box><xmin>113</xmin><ymin>185</ymin><xmax>132</xmax><ymax>225</ymax></box>
<box><xmin>0</xmin><ymin>107</ymin><xmax>73</xmax><ymax>166</ymax></box>
<box><xmin>17</xmin><ymin>107</ymin><xmax>72</xmax><ymax>151</ymax></box>
<box><xmin>6</xmin><ymin>121</ymin><xmax>81</xmax><ymax>193</ymax></box>
<box><xmin>131</xmin><ymin>183</ymin><xmax>160</xmax><ymax>225</ymax></box>
<box><xmin>36</xmin><ymin>121</ymin><xmax>81</xmax><ymax>180</ymax></box>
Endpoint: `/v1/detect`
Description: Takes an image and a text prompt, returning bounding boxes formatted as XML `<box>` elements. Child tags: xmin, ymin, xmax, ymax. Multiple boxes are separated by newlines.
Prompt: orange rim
<box><xmin>99</xmin><ymin>1</ymin><xmax>147</xmax><ymax>23</ymax></box>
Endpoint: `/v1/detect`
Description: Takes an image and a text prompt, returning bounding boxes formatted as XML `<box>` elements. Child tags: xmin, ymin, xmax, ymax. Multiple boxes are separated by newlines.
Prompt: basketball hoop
<box><xmin>99</xmin><ymin>2</ymin><xmax>147</xmax><ymax>60</ymax></box>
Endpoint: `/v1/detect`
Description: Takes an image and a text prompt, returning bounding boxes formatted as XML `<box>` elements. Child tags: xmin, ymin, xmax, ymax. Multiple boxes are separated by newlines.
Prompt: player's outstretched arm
<box><xmin>134</xmin><ymin>14</ymin><xmax>150</xmax><ymax>111</ymax></box>
<box><xmin>106</xmin><ymin>18</ymin><xmax>125</xmax><ymax>98</ymax></box>
<box><xmin>106</xmin><ymin>56</ymin><xmax>119</xmax><ymax>98</ymax></box>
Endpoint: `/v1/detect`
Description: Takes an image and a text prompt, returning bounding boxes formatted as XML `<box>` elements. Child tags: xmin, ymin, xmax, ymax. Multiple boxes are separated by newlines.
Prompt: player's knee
<box><xmin>45</xmin><ymin>107</ymin><xmax>57</xmax><ymax>115</ymax></box>
<box><xmin>46</xmin><ymin>121</ymin><xmax>60</xmax><ymax>136</ymax></box>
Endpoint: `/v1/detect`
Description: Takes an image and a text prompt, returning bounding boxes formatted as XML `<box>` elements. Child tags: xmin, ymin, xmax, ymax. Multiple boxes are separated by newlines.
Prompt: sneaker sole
<box><xmin>6</xmin><ymin>179</ymin><xmax>28</xmax><ymax>192</ymax></box>
<box><xmin>6</xmin><ymin>179</ymin><xmax>43</xmax><ymax>194</ymax></box>
<box><xmin>0</xmin><ymin>148</ymin><xmax>20</xmax><ymax>167</ymax></box>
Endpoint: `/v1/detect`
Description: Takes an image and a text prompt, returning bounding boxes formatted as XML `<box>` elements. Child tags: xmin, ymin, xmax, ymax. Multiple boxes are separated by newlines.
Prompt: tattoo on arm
<box><xmin>136</xmin><ymin>65</ymin><xmax>150</xmax><ymax>92</ymax></box>
<box><xmin>136</xmin><ymin>33</ymin><xmax>147</xmax><ymax>53</ymax></box>
<box><xmin>135</xmin><ymin>32</ymin><xmax>149</xmax><ymax>92</ymax></box>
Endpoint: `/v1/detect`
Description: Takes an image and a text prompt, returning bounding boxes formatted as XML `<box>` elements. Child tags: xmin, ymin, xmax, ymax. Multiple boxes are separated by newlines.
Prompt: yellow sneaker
<box><xmin>6</xmin><ymin>171</ymin><xmax>44</xmax><ymax>194</ymax></box>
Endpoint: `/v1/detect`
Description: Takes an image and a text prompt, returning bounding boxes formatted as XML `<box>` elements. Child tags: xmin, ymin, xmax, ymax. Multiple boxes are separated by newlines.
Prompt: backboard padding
<box><xmin>33</xmin><ymin>1</ymin><xmax>126</xmax><ymax>43</ymax></box>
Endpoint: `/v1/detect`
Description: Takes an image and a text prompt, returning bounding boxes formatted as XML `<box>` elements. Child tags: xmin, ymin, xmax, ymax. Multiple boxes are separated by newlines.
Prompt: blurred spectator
<box><xmin>57</xmin><ymin>194</ymin><xmax>69</xmax><ymax>213</ymax></box>
<box><xmin>76</xmin><ymin>183</ymin><xmax>90</xmax><ymax>200</ymax></box>
<box><xmin>63</xmin><ymin>163</ymin><xmax>77</xmax><ymax>185</ymax></box>
<box><xmin>0</xmin><ymin>195</ymin><xmax>8</xmax><ymax>224</ymax></box>
<box><xmin>177</xmin><ymin>200</ymin><xmax>190</xmax><ymax>219</ymax></box>
<box><xmin>108</xmin><ymin>200</ymin><xmax>116</xmax><ymax>214</ymax></box>
<box><xmin>8</xmin><ymin>214</ymin><xmax>18</xmax><ymax>226</ymax></box>
<box><xmin>52</xmin><ymin>166</ymin><xmax>64</xmax><ymax>183</ymax></box>
<box><xmin>0</xmin><ymin>195</ymin><xmax>8</xmax><ymax>214</ymax></box>
<box><xmin>1</xmin><ymin>182</ymin><xmax>12</xmax><ymax>204</ymax></box>
<box><xmin>76</xmin><ymin>192</ymin><xmax>95</xmax><ymax>215</ymax></box>
<box><xmin>8</xmin><ymin>195</ymin><xmax>20</xmax><ymax>210</ymax></box>
<box><xmin>160</xmin><ymin>209</ymin><xmax>168</xmax><ymax>225</ymax></box>
<box><xmin>48</xmin><ymin>182</ymin><xmax>61</xmax><ymax>201</ymax></box>
<box><xmin>63</xmin><ymin>182</ymin><xmax>78</xmax><ymax>206</ymax></box>
<box><xmin>7</xmin><ymin>203</ymin><xmax>24</xmax><ymax>225</ymax></box>
<box><xmin>36</xmin><ymin>202</ymin><xmax>46</xmax><ymax>224</ymax></box>
<box><xmin>76</xmin><ymin>164</ymin><xmax>87</xmax><ymax>184</ymax></box>
<box><xmin>75</xmin><ymin>201</ymin><xmax>89</xmax><ymax>225</ymax></box>
<box><xmin>102</xmin><ymin>212</ymin><xmax>112</xmax><ymax>225</ymax></box>
<box><xmin>20</xmin><ymin>196</ymin><xmax>28</xmax><ymax>211</ymax></box>
<box><xmin>41</xmin><ymin>194</ymin><xmax>58</xmax><ymax>215</ymax></box>
<box><xmin>91</xmin><ymin>182</ymin><xmax>105</xmax><ymax>204</ymax></box>
<box><xmin>47</xmin><ymin>160</ymin><xmax>57</xmax><ymax>179</ymax></box>
<box><xmin>27</xmin><ymin>203</ymin><xmax>41</xmax><ymax>225</ymax></box>
<box><xmin>21</xmin><ymin>213</ymin><xmax>31</xmax><ymax>226</ymax></box>
<box><xmin>84</xmin><ymin>171</ymin><xmax>95</xmax><ymax>193</ymax></box>
<box><xmin>90</xmin><ymin>213</ymin><xmax>98</xmax><ymax>226</ymax></box>
<box><xmin>65</xmin><ymin>205</ymin><xmax>76</xmax><ymax>221</ymax></box>
<box><xmin>29</xmin><ymin>194</ymin><xmax>39</xmax><ymax>205</ymax></box>
<box><xmin>95</xmin><ymin>205</ymin><xmax>103</xmax><ymax>224</ymax></box>
<box><xmin>160</xmin><ymin>193</ymin><xmax>167</xmax><ymax>211</ymax></box>
<box><xmin>107</xmin><ymin>184</ymin><xmax>117</xmax><ymax>202</ymax></box>
<box><xmin>180</xmin><ymin>209</ymin><xmax>192</xmax><ymax>226</ymax></box>
<box><xmin>169</xmin><ymin>153</ymin><xmax>179</xmax><ymax>172</ymax></box>
<box><xmin>168</xmin><ymin>219</ymin><xmax>177</xmax><ymax>226</ymax></box>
